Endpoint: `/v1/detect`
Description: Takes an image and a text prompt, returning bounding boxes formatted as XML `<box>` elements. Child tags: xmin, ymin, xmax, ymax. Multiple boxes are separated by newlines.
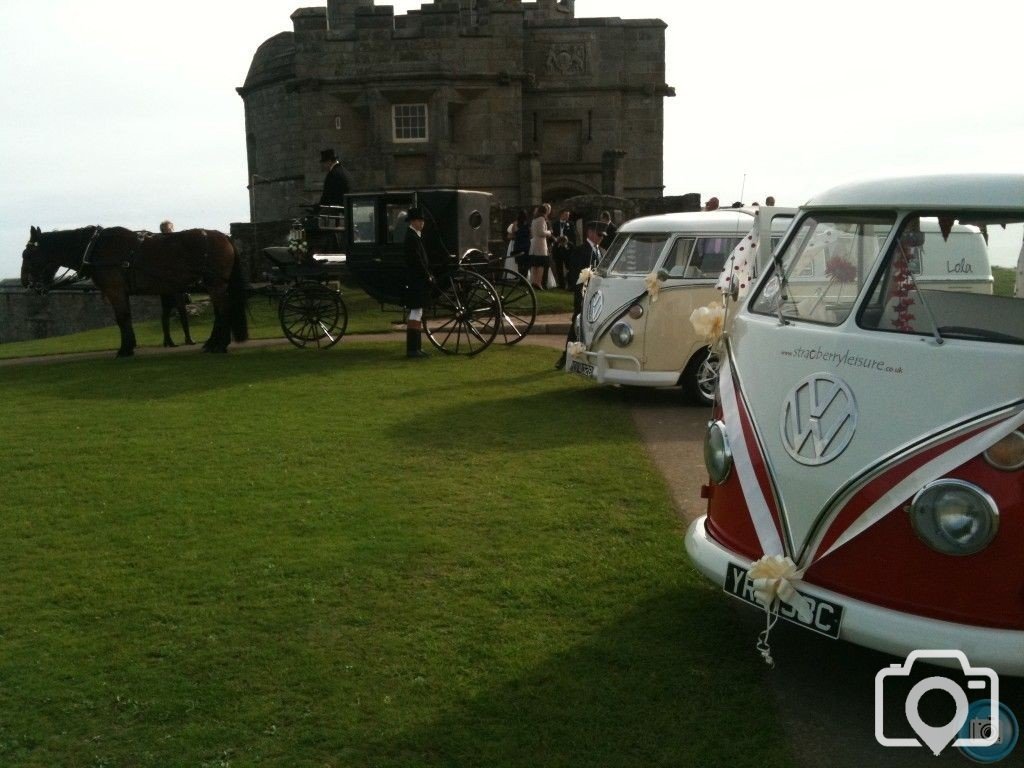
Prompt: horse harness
<box><xmin>78</xmin><ymin>225</ymin><xmax>105</xmax><ymax>275</ymax></box>
<box><xmin>84</xmin><ymin>227</ymin><xmax>210</xmax><ymax>291</ymax></box>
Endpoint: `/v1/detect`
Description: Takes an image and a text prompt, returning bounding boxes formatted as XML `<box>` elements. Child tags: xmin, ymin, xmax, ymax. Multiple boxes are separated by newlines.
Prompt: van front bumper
<box><xmin>684</xmin><ymin>515</ymin><xmax>1024</xmax><ymax>677</ymax></box>
<box><xmin>566</xmin><ymin>349</ymin><xmax>680</xmax><ymax>387</ymax></box>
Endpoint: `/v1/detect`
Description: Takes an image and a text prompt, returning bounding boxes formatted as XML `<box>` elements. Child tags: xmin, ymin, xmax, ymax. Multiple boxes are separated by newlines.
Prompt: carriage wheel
<box><xmin>279</xmin><ymin>284</ymin><xmax>347</xmax><ymax>349</ymax></box>
<box><xmin>489</xmin><ymin>269</ymin><xmax>537</xmax><ymax>345</ymax></box>
<box><xmin>424</xmin><ymin>270</ymin><xmax>501</xmax><ymax>356</ymax></box>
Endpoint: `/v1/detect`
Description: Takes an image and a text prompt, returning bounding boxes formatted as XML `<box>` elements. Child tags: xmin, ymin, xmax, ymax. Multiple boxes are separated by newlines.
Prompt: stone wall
<box><xmin>0</xmin><ymin>287</ymin><xmax>163</xmax><ymax>345</ymax></box>
<box><xmin>238</xmin><ymin>0</ymin><xmax>673</xmax><ymax>223</ymax></box>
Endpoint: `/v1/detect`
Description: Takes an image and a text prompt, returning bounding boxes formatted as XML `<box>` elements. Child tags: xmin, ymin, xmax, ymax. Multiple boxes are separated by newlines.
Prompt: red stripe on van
<box><xmin>812</xmin><ymin>424</ymin><xmax>990</xmax><ymax>558</ymax></box>
<box><xmin>805</xmin><ymin>453</ymin><xmax>1024</xmax><ymax>629</ymax></box>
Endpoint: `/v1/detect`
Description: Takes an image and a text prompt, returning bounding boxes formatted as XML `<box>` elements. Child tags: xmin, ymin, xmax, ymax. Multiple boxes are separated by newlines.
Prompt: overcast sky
<box><xmin>2</xmin><ymin>0</ymin><xmax>1022</xmax><ymax>278</ymax></box>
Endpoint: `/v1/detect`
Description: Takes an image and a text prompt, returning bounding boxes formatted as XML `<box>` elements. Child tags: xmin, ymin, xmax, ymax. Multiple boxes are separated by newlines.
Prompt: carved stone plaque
<box><xmin>545</xmin><ymin>43</ymin><xmax>588</xmax><ymax>76</ymax></box>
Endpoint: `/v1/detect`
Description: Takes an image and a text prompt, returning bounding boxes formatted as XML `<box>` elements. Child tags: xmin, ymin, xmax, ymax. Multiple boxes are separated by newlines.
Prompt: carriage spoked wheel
<box><xmin>424</xmin><ymin>270</ymin><xmax>501</xmax><ymax>355</ymax></box>
<box><xmin>488</xmin><ymin>269</ymin><xmax>537</xmax><ymax>345</ymax></box>
<box><xmin>279</xmin><ymin>284</ymin><xmax>348</xmax><ymax>349</ymax></box>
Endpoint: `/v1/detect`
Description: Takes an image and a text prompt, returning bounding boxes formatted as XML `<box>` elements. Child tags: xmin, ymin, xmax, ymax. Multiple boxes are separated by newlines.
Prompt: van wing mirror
<box><xmin>656</xmin><ymin>268</ymin><xmax>671</xmax><ymax>281</ymax></box>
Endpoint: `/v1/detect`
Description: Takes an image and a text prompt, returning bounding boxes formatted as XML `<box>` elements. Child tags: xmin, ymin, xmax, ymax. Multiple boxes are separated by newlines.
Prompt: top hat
<box><xmin>320</xmin><ymin>148</ymin><xmax>338</xmax><ymax>163</ymax></box>
<box><xmin>406</xmin><ymin>207</ymin><xmax>425</xmax><ymax>222</ymax></box>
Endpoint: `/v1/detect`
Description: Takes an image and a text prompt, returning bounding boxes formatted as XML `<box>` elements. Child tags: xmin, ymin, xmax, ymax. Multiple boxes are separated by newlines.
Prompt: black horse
<box><xmin>22</xmin><ymin>225</ymin><xmax>248</xmax><ymax>356</ymax></box>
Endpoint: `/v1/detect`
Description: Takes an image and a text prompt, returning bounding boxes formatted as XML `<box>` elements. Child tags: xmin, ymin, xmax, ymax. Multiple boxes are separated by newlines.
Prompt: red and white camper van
<box><xmin>685</xmin><ymin>174</ymin><xmax>1024</xmax><ymax>674</ymax></box>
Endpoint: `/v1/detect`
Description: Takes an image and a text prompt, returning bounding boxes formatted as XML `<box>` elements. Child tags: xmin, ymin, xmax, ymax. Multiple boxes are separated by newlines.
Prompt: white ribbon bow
<box><xmin>644</xmin><ymin>272</ymin><xmax>661</xmax><ymax>302</ymax></box>
<box><xmin>747</xmin><ymin>554</ymin><xmax>812</xmax><ymax>667</ymax></box>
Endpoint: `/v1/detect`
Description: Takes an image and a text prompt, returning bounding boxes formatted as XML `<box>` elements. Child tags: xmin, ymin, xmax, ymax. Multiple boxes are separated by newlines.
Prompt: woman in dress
<box><xmin>507</xmin><ymin>209</ymin><xmax>531</xmax><ymax>275</ymax></box>
<box><xmin>528</xmin><ymin>203</ymin><xmax>552</xmax><ymax>290</ymax></box>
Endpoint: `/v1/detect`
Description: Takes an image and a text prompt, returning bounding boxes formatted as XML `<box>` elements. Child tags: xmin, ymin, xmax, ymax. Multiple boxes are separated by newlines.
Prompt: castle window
<box><xmin>392</xmin><ymin>104</ymin><xmax>428</xmax><ymax>143</ymax></box>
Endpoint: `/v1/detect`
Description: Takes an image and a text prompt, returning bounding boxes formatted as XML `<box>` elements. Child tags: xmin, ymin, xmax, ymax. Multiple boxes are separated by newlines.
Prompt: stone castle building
<box><xmin>238</xmin><ymin>0</ymin><xmax>674</xmax><ymax>222</ymax></box>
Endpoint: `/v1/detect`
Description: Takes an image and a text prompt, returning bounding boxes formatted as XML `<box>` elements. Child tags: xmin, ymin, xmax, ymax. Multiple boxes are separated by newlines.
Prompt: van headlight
<box><xmin>704</xmin><ymin>420</ymin><xmax>732</xmax><ymax>484</ymax></box>
<box><xmin>908</xmin><ymin>480</ymin><xmax>998</xmax><ymax>556</ymax></box>
<box><xmin>984</xmin><ymin>430</ymin><xmax>1024</xmax><ymax>471</ymax></box>
<box><xmin>610</xmin><ymin>322</ymin><xmax>634</xmax><ymax>347</ymax></box>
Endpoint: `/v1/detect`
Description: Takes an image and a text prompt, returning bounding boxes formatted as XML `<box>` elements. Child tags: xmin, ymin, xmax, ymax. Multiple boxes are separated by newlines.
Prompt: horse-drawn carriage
<box><xmin>264</xmin><ymin>189</ymin><xmax>537</xmax><ymax>354</ymax></box>
<box><xmin>20</xmin><ymin>190</ymin><xmax>536</xmax><ymax>358</ymax></box>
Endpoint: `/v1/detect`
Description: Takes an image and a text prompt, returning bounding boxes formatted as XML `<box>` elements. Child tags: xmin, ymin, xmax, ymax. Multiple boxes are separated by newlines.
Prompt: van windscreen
<box><xmin>858</xmin><ymin>214</ymin><xmax>1023</xmax><ymax>346</ymax></box>
<box><xmin>604</xmin><ymin>234</ymin><xmax>671</xmax><ymax>276</ymax></box>
<box><xmin>751</xmin><ymin>212</ymin><xmax>895</xmax><ymax>325</ymax></box>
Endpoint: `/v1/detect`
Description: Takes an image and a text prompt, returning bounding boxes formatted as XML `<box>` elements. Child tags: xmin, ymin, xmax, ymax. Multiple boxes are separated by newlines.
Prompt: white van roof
<box><xmin>804</xmin><ymin>174</ymin><xmax>1024</xmax><ymax>210</ymax></box>
<box><xmin>618</xmin><ymin>209</ymin><xmax>759</xmax><ymax>234</ymax></box>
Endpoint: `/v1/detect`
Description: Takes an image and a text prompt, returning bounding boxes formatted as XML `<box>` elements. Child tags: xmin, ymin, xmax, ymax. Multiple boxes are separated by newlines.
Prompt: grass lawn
<box><xmin>0</xmin><ymin>283</ymin><xmax>574</xmax><ymax>361</ymax></box>
<box><xmin>993</xmin><ymin>265</ymin><xmax>1015</xmax><ymax>297</ymax></box>
<box><xmin>0</xmin><ymin>343</ymin><xmax>793</xmax><ymax>768</ymax></box>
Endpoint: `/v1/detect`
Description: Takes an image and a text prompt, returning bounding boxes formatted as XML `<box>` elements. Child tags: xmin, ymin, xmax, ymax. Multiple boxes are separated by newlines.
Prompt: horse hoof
<box><xmin>116</xmin><ymin>350</ymin><xmax>134</xmax><ymax>358</ymax></box>
<box><xmin>203</xmin><ymin>345</ymin><xmax>227</xmax><ymax>354</ymax></box>
<box><xmin>163</xmin><ymin>342</ymin><xmax>177</xmax><ymax>348</ymax></box>
<box><xmin>185</xmin><ymin>340</ymin><xmax>196</xmax><ymax>346</ymax></box>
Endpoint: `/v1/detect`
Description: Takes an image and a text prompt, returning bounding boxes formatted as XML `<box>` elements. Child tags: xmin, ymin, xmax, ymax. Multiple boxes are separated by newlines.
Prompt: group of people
<box><xmin>704</xmin><ymin>195</ymin><xmax>776</xmax><ymax>211</ymax></box>
<box><xmin>505</xmin><ymin>205</ymin><xmax>616</xmax><ymax>291</ymax></box>
<box><xmin>312</xmin><ymin>147</ymin><xmax>622</xmax><ymax>361</ymax></box>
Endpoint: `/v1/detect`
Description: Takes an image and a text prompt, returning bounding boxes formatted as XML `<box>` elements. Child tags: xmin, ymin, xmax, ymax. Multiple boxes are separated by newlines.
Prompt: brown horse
<box><xmin>160</xmin><ymin>292</ymin><xmax>196</xmax><ymax>348</ymax></box>
<box><xmin>22</xmin><ymin>225</ymin><xmax>248</xmax><ymax>356</ymax></box>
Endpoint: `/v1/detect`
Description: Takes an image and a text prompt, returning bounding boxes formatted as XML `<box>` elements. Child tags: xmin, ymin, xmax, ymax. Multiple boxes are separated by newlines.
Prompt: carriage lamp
<box><xmin>628</xmin><ymin>304</ymin><xmax>644</xmax><ymax>320</ymax></box>
<box><xmin>610</xmin><ymin>322</ymin><xmax>634</xmax><ymax>347</ymax></box>
<box><xmin>984</xmin><ymin>430</ymin><xmax>1024</xmax><ymax>471</ymax></box>
<box><xmin>704</xmin><ymin>420</ymin><xmax>732</xmax><ymax>485</ymax></box>
<box><xmin>908</xmin><ymin>480</ymin><xmax>999</xmax><ymax>556</ymax></box>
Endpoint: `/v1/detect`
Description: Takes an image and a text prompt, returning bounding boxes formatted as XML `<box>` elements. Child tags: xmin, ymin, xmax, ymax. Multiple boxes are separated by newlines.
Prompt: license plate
<box><xmin>724</xmin><ymin>562</ymin><xmax>844</xmax><ymax>640</ymax></box>
<box><xmin>569</xmin><ymin>360</ymin><xmax>594</xmax><ymax>377</ymax></box>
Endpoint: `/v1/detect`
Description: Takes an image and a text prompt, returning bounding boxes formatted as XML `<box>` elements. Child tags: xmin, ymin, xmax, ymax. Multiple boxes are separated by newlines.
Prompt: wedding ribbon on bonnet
<box><xmin>747</xmin><ymin>554</ymin><xmax>813</xmax><ymax>667</ymax></box>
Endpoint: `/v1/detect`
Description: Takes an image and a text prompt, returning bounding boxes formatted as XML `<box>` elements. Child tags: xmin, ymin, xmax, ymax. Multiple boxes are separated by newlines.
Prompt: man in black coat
<box><xmin>318</xmin><ymin>148</ymin><xmax>349</xmax><ymax>211</ymax></box>
<box><xmin>549</xmin><ymin>208</ymin><xmax>576</xmax><ymax>290</ymax></box>
<box><xmin>555</xmin><ymin>221</ymin><xmax>604</xmax><ymax>369</ymax></box>
<box><xmin>403</xmin><ymin>207</ymin><xmax>433</xmax><ymax>359</ymax></box>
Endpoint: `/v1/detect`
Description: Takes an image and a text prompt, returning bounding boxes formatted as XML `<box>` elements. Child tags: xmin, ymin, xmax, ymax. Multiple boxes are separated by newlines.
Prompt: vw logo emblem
<box><xmin>587</xmin><ymin>290</ymin><xmax>604</xmax><ymax>323</ymax></box>
<box><xmin>779</xmin><ymin>373</ymin><xmax>857</xmax><ymax>466</ymax></box>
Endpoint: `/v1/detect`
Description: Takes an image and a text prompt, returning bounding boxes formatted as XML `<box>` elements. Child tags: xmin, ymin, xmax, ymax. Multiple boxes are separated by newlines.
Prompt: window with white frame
<box><xmin>392</xmin><ymin>104</ymin><xmax>428</xmax><ymax>143</ymax></box>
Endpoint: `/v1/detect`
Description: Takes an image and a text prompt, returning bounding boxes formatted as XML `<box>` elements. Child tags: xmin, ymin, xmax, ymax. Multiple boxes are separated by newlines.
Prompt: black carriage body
<box><xmin>344</xmin><ymin>189</ymin><xmax>492</xmax><ymax>308</ymax></box>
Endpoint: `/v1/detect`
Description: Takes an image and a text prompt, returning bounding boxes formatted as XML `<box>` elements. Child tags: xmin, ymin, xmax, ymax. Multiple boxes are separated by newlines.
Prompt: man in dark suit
<box><xmin>555</xmin><ymin>221</ymin><xmax>604</xmax><ymax>369</ymax></box>
<box><xmin>318</xmin><ymin>148</ymin><xmax>349</xmax><ymax>211</ymax></box>
<box><xmin>549</xmin><ymin>208</ymin><xmax>576</xmax><ymax>290</ymax></box>
<box><xmin>599</xmin><ymin>210</ymin><xmax>618</xmax><ymax>251</ymax></box>
<box><xmin>403</xmin><ymin>207</ymin><xmax>433</xmax><ymax>359</ymax></box>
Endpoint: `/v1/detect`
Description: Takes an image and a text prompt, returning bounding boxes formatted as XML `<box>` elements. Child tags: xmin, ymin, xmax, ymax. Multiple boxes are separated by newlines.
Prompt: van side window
<box><xmin>685</xmin><ymin>237</ymin><xmax>742</xmax><ymax>278</ymax></box>
<box><xmin>662</xmin><ymin>238</ymin><xmax>695</xmax><ymax>277</ymax></box>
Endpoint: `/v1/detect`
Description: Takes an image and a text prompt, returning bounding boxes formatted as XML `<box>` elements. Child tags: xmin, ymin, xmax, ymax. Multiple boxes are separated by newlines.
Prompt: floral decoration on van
<box><xmin>567</xmin><ymin>341</ymin><xmax>586</xmax><ymax>358</ymax></box>
<box><xmin>576</xmin><ymin>267</ymin><xmax>593</xmax><ymax>287</ymax></box>
<box><xmin>824</xmin><ymin>256</ymin><xmax>857</xmax><ymax>283</ymax></box>
<box><xmin>689</xmin><ymin>301</ymin><xmax>726</xmax><ymax>343</ymax></box>
<box><xmin>644</xmin><ymin>272</ymin><xmax>661</xmax><ymax>302</ymax></box>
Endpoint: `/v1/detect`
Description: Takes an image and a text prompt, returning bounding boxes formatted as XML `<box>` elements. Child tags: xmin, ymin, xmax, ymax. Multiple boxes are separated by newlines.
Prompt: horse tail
<box><xmin>228</xmin><ymin>245</ymin><xmax>249</xmax><ymax>343</ymax></box>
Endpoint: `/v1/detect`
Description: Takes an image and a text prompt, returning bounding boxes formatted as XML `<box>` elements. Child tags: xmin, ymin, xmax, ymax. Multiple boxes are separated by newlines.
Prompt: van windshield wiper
<box><xmin>937</xmin><ymin>326</ymin><xmax>1024</xmax><ymax>345</ymax></box>
<box><xmin>897</xmin><ymin>246</ymin><xmax>944</xmax><ymax>346</ymax></box>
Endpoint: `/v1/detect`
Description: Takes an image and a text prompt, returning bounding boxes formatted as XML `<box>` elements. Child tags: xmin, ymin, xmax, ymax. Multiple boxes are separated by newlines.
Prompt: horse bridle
<box><xmin>25</xmin><ymin>226</ymin><xmax>103</xmax><ymax>294</ymax></box>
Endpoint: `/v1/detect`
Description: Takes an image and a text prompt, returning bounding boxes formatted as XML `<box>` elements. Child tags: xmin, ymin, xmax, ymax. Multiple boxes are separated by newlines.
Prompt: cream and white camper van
<box><xmin>566</xmin><ymin>208</ymin><xmax>795</xmax><ymax>404</ymax></box>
